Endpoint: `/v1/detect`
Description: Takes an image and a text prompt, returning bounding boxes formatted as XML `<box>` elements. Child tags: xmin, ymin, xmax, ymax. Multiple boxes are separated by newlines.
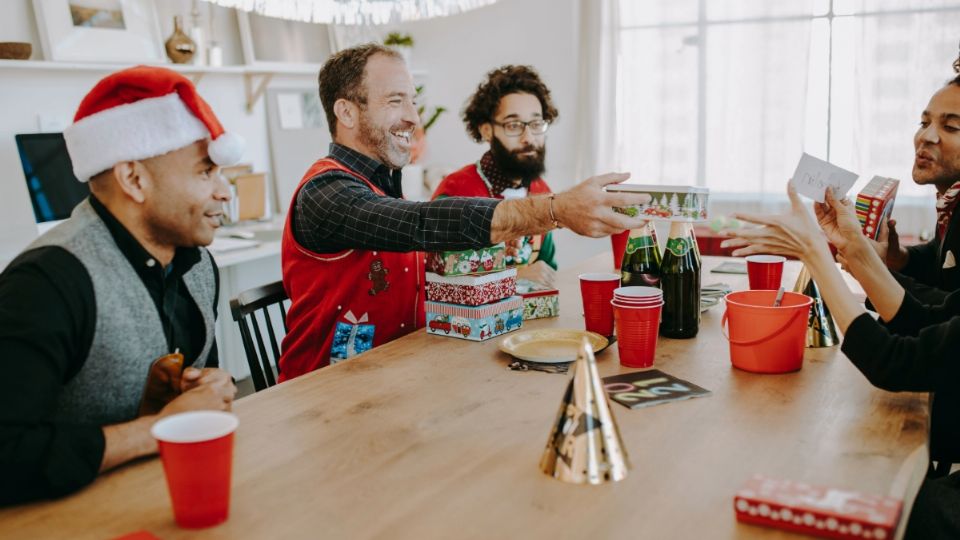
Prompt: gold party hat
<box><xmin>539</xmin><ymin>338</ymin><xmax>630</xmax><ymax>484</ymax></box>
<box><xmin>793</xmin><ymin>265</ymin><xmax>840</xmax><ymax>348</ymax></box>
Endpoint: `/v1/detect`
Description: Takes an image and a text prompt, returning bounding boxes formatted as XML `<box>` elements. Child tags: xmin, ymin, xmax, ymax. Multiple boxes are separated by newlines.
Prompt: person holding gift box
<box><xmin>863</xmin><ymin>64</ymin><xmax>960</xmax><ymax>306</ymax></box>
<box><xmin>0</xmin><ymin>66</ymin><xmax>239</xmax><ymax>505</ymax></box>
<box><xmin>721</xmin><ymin>183</ymin><xmax>960</xmax><ymax>539</ymax></box>
<box><xmin>431</xmin><ymin>65</ymin><xmax>560</xmax><ymax>288</ymax></box>
<box><xmin>281</xmin><ymin>44</ymin><xmax>651</xmax><ymax>381</ymax></box>
<box><xmin>843</xmin><ymin>66</ymin><xmax>960</xmax><ymax>474</ymax></box>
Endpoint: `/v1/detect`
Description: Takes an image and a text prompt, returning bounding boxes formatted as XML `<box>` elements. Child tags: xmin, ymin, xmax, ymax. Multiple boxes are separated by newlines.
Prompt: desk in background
<box><xmin>209</xmin><ymin>218</ymin><xmax>284</xmax><ymax>380</ymax></box>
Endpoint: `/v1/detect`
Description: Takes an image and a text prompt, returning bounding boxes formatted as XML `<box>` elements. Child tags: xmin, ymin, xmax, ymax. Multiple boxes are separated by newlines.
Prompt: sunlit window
<box><xmin>617</xmin><ymin>0</ymin><xmax>960</xmax><ymax>200</ymax></box>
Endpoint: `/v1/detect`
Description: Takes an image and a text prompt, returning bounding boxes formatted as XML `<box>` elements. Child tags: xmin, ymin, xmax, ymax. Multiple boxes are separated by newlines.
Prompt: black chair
<box><xmin>229</xmin><ymin>281</ymin><xmax>289</xmax><ymax>392</ymax></box>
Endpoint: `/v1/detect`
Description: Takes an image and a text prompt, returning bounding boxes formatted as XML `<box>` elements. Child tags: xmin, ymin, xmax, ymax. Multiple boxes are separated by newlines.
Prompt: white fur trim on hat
<box><xmin>63</xmin><ymin>92</ymin><xmax>208</xmax><ymax>182</ymax></box>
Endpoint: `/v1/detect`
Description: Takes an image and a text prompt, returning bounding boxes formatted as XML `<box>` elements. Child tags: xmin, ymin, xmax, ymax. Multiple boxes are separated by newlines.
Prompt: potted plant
<box><xmin>384</xmin><ymin>32</ymin><xmax>413</xmax><ymax>65</ymax></box>
<box><xmin>410</xmin><ymin>85</ymin><xmax>446</xmax><ymax>164</ymax></box>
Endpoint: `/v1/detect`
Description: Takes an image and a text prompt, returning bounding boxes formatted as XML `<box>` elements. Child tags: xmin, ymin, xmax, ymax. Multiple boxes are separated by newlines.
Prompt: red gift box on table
<box><xmin>855</xmin><ymin>176</ymin><xmax>899</xmax><ymax>241</ymax></box>
<box><xmin>425</xmin><ymin>268</ymin><xmax>517</xmax><ymax>306</ymax></box>
<box><xmin>734</xmin><ymin>475</ymin><xmax>902</xmax><ymax>539</ymax></box>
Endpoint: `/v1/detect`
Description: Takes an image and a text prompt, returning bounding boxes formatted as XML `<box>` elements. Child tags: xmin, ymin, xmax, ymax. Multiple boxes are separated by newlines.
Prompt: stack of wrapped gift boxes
<box><xmin>424</xmin><ymin>244</ymin><xmax>524</xmax><ymax>341</ymax></box>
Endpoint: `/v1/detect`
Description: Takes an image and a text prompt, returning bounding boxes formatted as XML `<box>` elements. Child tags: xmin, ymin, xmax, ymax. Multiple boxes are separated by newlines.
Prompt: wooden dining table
<box><xmin>0</xmin><ymin>254</ymin><xmax>928</xmax><ymax>539</ymax></box>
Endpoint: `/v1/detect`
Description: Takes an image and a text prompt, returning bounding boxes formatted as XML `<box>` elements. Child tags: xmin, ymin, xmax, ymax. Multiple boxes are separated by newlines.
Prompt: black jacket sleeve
<box><xmin>0</xmin><ymin>248</ymin><xmax>105</xmax><ymax>505</ymax></box>
<box><xmin>841</xmin><ymin>291</ymin><xmax>960</xmax><ymax>393</ymax></box>
<box><xmin>902</xmin><ymin>238</ymin><xmax>941</xmax><ymax>287</ymax></box>
<box><xmin>891</xmin><ymin>271</ymin><xmax>951</xmax><ymax>306</ymax></box>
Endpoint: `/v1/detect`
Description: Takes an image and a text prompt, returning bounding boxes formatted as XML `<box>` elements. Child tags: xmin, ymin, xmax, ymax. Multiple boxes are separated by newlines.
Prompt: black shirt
<box><xmin>842</xmin><ymin>292</ymin><xmax>960</xmax><ymax>539</ymax></box>
<box><xmin>0</xmin><ymin>196</ymin><xmax>219</xmax><ymax>505</ymax></box>
<box><xmin>292</xmin><ymin>143</ymin><xmax>501</xmax><ymax>254</ymax></box>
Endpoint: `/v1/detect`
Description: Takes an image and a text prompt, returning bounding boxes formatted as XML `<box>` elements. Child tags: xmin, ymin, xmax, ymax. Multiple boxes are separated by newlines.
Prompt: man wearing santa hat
<box><xmin>0</xmin><ymin>66</ymin><xmax>242</xmax><ymax>504</ymax></box>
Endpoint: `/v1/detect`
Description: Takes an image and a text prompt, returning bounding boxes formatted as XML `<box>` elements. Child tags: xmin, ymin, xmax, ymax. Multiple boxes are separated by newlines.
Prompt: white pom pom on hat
<box><xmin>63</xmin><ymin>65</ymin><xmax>245</xmax><ymax>182</ymax></box>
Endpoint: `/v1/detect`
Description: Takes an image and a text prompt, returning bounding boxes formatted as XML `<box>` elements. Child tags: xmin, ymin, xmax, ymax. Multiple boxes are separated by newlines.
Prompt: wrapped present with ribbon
<box><xmin>330</xmin><ymin>311</ymin><xmax>375</xmax><ymax>363</ymax></box>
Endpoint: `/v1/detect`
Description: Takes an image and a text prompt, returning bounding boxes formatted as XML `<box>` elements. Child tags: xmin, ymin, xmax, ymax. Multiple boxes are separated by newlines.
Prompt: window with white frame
<box><xmin>616</xmin><ymin>0</ymin><xmax>960</xmax><ymax>201</ymax></box>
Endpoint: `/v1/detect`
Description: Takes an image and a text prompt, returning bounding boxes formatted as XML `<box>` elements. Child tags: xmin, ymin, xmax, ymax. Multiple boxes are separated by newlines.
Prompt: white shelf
<box><xmin>0</xmin><ymin>58</ymin><xmax>322</xmax><ymax>76</ymax></box>
<box><xmin>0</xmin><ymin>58</ymin><xmax>426</xmax><ymax>76</ymax></box>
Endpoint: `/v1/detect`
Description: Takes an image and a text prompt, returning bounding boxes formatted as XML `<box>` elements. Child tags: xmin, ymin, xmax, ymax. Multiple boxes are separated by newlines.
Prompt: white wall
<box><xmin>0</xmin><ymin>0</ymin><xmax>598</xmax><ymax>268</ymax></box>
<box><xmin>0</xmin><ymin>0</ymin><xmax>307</xmax><ymax>265</ymax></box>
<box><xmin>390</xmin><ymin>0</ymin><xmax>610</xmax><ymax>267</ymax></box>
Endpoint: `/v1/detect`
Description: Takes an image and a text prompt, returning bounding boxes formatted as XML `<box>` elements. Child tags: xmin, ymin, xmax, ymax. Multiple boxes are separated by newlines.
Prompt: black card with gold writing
<box><xmin>602</xmin><ymin>369</ymin><xmax>711</xmax><ymax>409</ymax></box>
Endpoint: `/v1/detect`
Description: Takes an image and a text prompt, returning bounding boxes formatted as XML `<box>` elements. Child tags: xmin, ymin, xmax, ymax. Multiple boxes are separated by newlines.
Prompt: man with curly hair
<box><xmin>432</xmin><ymin>65</ymin><xmax>559</xmax><ymax>287</ymax></box>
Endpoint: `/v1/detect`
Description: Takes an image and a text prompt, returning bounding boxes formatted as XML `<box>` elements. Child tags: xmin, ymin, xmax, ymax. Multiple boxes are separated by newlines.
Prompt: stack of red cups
<box><xmin>611</xmin><ymin>286</ymin><xmax>664</xmax><ymax>368</ymax></box>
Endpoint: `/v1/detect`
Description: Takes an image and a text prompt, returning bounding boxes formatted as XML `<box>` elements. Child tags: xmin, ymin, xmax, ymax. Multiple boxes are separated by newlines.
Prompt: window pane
<box><xmin>617</xmin><ymin>27</ymin><xmax>699</xmax><ymax>186</ymax></box>
<box><xmin>618</xmin><ymin>0</ymin><xmax>698</xmax><ymax>27</ymax></box>
<box><xmin>835</xmin><ymin>0</ymin><xmax>960</xmax><ymax>16</ymax></box>
<box><xmin>703</xmin><ymin>20</ymin><xmax>819</xmax><ymax>193</ymax></box>
<box><xmin>830</xmin><ymin>12</ymin><xmax>960</xmax><ymax>198</ymax></box>
<box><xmin>706</xmin><ymin>0</ymin><xmax>823</xmax><ymax>21</ymax></box>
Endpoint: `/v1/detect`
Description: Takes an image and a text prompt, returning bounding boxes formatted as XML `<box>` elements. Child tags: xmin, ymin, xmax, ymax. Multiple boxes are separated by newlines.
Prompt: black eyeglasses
<box><xmin>492</xmin><ymin>119</ymin><xmax>550</xmax><ymax>137</ymax></box>
<box><xmin>955</xmin><ymin>40</ymin><xmax>960</xmax><ymax>74</ymax></box>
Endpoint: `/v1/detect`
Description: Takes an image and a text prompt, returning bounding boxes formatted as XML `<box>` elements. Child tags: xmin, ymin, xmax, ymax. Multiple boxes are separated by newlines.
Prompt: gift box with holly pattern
<box><xmin>516</xmin><ymin>278</ymin><xmax>559</xmax><ymax>320</ymax></box>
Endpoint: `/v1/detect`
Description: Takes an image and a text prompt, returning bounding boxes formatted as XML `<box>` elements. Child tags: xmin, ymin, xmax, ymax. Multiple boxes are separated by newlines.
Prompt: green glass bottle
<box><xmin>620</xmin><ymin>222</ymin><xmax>661</xmax><ymax>288</ymax></box>
<box><xmin>660</xmin><ymin>221</ymin><xmax>701</xmax><ymax>339</ymax></box>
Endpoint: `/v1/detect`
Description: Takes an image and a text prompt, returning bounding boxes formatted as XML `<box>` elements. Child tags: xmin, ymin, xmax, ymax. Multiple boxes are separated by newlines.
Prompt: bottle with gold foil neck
<box><xmin>620</xmin><ymin>221</ymin><xmax>661</xmax><ymax>288</ymax></box>
<box><xmin>660</xmin><ymin>221</ymin><xmax>701</xmax><ymax>339</ymax></box>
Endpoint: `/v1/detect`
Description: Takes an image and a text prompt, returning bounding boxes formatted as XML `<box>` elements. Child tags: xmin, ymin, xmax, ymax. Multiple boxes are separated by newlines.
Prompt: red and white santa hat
<box><xmin>63</xmin><ymin>65</ymin><xmax>244</xmax><ymax>182</ymax></box>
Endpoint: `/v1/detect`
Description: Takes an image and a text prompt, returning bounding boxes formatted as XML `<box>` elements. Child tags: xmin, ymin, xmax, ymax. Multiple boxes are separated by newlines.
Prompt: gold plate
<box><xmin>499</xmin><ymin>329</ymin><xmax>609</xmax><ymax>363</ymax></box>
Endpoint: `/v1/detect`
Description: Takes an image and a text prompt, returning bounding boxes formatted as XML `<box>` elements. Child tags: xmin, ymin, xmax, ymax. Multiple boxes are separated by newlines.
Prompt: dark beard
<box><xmin>490</xmin><ymin>136</ymin><xmax>546</xmax><ymax>188</ymax></box>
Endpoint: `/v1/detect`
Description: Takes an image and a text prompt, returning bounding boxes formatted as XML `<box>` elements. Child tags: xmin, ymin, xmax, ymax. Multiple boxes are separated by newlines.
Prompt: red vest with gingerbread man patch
<box><xmin>279</xmin><ymin>157</ymin><xmax>424</xmax><ymax>381</ymax></box>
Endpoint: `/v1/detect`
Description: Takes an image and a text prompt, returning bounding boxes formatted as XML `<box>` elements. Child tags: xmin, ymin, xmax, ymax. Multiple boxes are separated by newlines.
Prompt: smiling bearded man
<box><xmin>279</xmin><ymin>44</ymin><xmax>655</xmax><ymax>380</ymax></box>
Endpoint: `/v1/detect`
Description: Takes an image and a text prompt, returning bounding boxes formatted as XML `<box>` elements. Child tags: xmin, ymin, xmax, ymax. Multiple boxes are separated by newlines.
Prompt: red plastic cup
<box><xmin>612</xmin><ymin>301</ymin><xmax>662</xmax><ymax>368</ymax></box>
<box><xmin>746</xmin><ymin>255</ymin><xmax>786</xmax><ymax>290</ymax></box>
<box><xmin>611</xmin><ymin>230</ymin><xmax>630</xmax><ymax>270</ymax></box>
<box><xmin>579</xmin><ymin>272</ymin><xmax>621</xmax><ymax>336</ymax></box>
<box><xmin>152</xmin><ymin>411</ymin><xmax>239</xmax><ymax>529</ymax></box>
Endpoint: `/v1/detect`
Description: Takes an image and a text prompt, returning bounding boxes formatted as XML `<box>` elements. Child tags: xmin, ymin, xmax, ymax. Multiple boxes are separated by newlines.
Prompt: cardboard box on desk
<box><xmin>425</xmin><ymin>268</ymin><xmax>517</xmax><ymax>306</ymax></box>
<box><xmin>516</xmin><ymin>278</ymin><xmax>559</xmax><ymax>320</ymax></box>
<box><xmin>734</xmin><ymin>475</ymin><xmax>902</xmax><ymax>539</ymax></box>
<box><xmin>235</xmin><ymin>173</ymin><xmax>266</xmax><ymax>221</ymax></box>
<box><xmin>425</xmin><ymin>295</ymin><xmax>523</xmax><ymax>341</ymax></box>
<box><xmin>426</xmin><ymin>244</ymin><xmax>506</xmax><ymax>277</ymax></box>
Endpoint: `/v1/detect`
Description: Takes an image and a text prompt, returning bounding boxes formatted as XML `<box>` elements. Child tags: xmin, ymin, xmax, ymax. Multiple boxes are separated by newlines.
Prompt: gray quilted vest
<box><xmin>26</xmin><ymin>199</ymin><xmax>216</xmax><ymax>426</ymax></box>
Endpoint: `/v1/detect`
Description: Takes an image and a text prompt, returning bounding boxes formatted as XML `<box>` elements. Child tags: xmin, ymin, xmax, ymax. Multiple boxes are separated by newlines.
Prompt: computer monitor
<box><xmin>15</xmin><ymin>133</ymin><xmax>89</xmax><ymax>224</ymax></box>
